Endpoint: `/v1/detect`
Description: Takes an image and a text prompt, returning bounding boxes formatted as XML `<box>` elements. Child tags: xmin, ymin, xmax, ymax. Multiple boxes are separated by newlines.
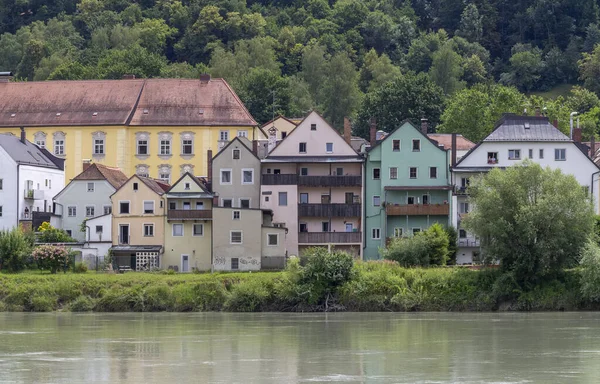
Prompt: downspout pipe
<box><xmin>570</xmin><ymin>112</ymin><xmax>578</xmax><ymax>139</ymax></box>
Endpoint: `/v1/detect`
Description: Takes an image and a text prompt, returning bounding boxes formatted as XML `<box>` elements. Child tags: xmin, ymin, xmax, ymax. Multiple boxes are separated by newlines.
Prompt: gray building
<box><xmin>54</xmin><ymin>163</ymin><xmax>128</xmax><ymax>241</ymax></box>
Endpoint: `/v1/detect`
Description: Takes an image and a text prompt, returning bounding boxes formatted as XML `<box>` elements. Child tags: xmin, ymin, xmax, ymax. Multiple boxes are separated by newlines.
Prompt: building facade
<box><xmin>260</xmin><ymin>112</ymin><xmax>364</xmax><ymax>257</ymax></box>
<box><xmin>364</xmin><ymin>121</ymin><xmax>452</xmax><ymax>260</ymax></box>
<box><xmin>0</xmin><ymin>131</ymin><xmax>65</xmax><ymax>231</ymax></box>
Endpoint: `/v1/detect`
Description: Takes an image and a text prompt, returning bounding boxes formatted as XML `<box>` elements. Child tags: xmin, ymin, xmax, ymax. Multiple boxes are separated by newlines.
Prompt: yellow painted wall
<box><xmin>163</xmin><ymin>220</ymin><xmax>212</xmax><ymax>272</ymax></box>
<box><xmin>5</xmin><ymin>124</ymin><xmax>260</xmax><ymax>180</ymax></box>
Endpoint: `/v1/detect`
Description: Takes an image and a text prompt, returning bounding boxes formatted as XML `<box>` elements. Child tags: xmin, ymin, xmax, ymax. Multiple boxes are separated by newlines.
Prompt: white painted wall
<box><xmin>0</xmin><ymin>149</ymin><xmax>17</xmax><ymax>230</ymax></box>
<box><xmin>260</xmin><ymin>184</ymin><xmax>298</xmax><ymax>255</ymax></box>
<box><xmin>19</xmin><ymin>165</ymin><xmax>65</xmax><ymax>222</ymax></box>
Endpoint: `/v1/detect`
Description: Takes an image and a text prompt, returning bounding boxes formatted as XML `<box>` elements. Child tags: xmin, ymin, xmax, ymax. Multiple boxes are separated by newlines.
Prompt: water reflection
<box><xmin>1</xmin><ymin>313</ymin><xmax>600</xmax><ymax>383</ymax></box>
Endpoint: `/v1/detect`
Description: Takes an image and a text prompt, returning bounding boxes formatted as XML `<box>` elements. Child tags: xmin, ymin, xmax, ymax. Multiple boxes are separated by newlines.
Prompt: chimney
<box><xmin>252</xmin><ymin>140</ymin><xmax>258</xmax><ymax>155</ymax></box>
<box><xmin>369</xmin><ymin>117</ymin><xmax>377</xmax><ymax>147</ymax></box>
<box><xmin>20</xmin><ymin>126</ymin><xmax>26</xmax><ymax>144</ymax></box>
<box><xmin>267</xmin><ymin>127</ymin><xmax>277</xmax><ymax>153</ymax></box>
<box><xmin>122</xmin><ymin>74</ymin><xmax>135</xmax><ymax>80</ymax></box>
<box><xmin>421</xmin><ymin>118</ymin><xmax>428</xmax><ymax>135</ymax></box>
<box><xmin>553</xmin><ymin>119</ymin><xmax>558</xmax><ymax>128</ymax></box>
<box><xmin>451</xmin><ymin>133</ymin><xmax>457</xmax><ymax>167</ymax></box>
<box><xmin>343</xmin><ymin>117</ymin><xmax>352</xmax><ymax>145</ymax></box>
<box><xmin>591</xmin><ymin>135</ymin><xmax>596</xmax><ymax>159</ymax></box>
<box><xmin>573</xmin><ymin>128</ymin><xmax>582</xmax><ymax>143</ymax></box>
<box><xmin>207</xmin><ymin>149</ymin><xmax>213</xmax><ymax>186</ymax></box>
<box><xmin>83</xmin><ymin>159</ymin><xmax>92</xmax><ymax>171</ymax></box>
<box><xmin>200</xmin><ymin>73</ymin><xmax>211</xmax><ymax>83</ymax></box>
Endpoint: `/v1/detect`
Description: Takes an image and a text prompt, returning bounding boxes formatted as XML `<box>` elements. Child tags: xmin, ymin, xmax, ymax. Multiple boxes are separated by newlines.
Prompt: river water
<box><xmin>1</xmin><ymin>312</ymin><xmax>600</xmax><ymax>383</ymax></box>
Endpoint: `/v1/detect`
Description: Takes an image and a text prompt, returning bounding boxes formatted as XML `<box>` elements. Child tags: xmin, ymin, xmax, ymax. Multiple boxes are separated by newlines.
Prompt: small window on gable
<box><xmin>412</xmin><ymin>139</ymin><xmax>421</xmax><ymax>152</ymax></box>
<box><xmin>299</xmin><ymin>142</ymin><xmax>307</xmax><ymax>153</ymax></box>
<box><xmin>487</xmin><ymin>152</ymin><xmax>498</xmax><ymax>164</ymax></box>
<box><xmin>326</xmin><ymin>143</ymin><xmax>333</xmax><ymax>153</ymax></box>
<box><xmin>555</xmin><ymin>148</ymin><xmax>566</xmax><ymax>161</ymax></box>
<box><xmin>184</xmin><ymin>182</ymin><xmax>190</xmax><ymax>190</ymax></box>
<box><xmin>311</xmin><ymin>123</ymin><xmax>317</xmax><ymax>131</ymax></box>
<box><xmin>392</xmin><ymin>140</ymin><xmax>400</xmax><ymax>151</ymax></box>
<box><xmin>133</xmin><ymin>182</ymin><xmax>138</xmax><ymax>191</ymax></box>
<box><xmin>233</xmin><ymin>149</ymin><xmax>240</xmax><ymax>159</ymax></box>
<box><xmin>87</xmin><ymin>182</ymin><xmax>94</xmax><ymax>192</ymax></box>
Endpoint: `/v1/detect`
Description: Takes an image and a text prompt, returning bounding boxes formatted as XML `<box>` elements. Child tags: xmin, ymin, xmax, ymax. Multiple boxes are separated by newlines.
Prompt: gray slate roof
<box><xmin>485</xmin><ymin>114</ymin><xmax>570</xmax><ymax>142</ymax></box>
<box><xmin>0</xmin><ymin>133</ymin><xmax>62</xmax><ymax>169</ymax></box>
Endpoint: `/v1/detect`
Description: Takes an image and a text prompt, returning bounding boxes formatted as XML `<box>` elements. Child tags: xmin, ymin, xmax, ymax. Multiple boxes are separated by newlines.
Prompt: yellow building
<box><xmin>0</xmin><ymin>76</ymin><xmax>261</xmax><ymax>181</ymax></box>
<box><xmin>110</xmin><ymin>175</ymin><xmax>170</xmax><ymax>271</ymax></box>
<box><xmin>163</xmin><ymin>173</ymin><xmax>213</xmax><ymax>272</ymax></box>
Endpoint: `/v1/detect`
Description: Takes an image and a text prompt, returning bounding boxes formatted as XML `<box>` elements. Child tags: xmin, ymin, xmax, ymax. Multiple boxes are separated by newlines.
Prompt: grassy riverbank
<box><xmin>0</xmin><ymin>261</ymin><xmax>591</xmax><ymax>312</ymax></box>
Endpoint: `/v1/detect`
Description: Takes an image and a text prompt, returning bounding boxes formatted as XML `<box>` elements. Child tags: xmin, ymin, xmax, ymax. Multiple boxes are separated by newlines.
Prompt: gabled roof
<box><xmin>484</xmin><ymin>114</ymin><xmax>570</xmax><ymax>142</ymax></box>
<box><xmin>366</xmin><ymin>119</ymin><xmax>447</xmax><ymax>153</ymax></box>
<box><xmin>260</xmin><ymin>115</ymin><xmax>299</xmax><ymax>129</ymax></box>
<box><xmin>72</xmin><ymin>163</ymin><xmax>128</xmax><ymax>188</ymax></box>
<box><xmin>212</xmin><ymin>136</ymin><xmax>260</xmax><ymax>162</ymax></box>
<box><xmin>113</xmin><ymin>174</ymin><xmax>170</xmax><ymax>196</ymax></box>
<box><xmin>427</xmin><ymin>134</ymin><xmax>475</xmax><ymax>151</ymax></box>
<box><xmin>167</xmin><ymin>172</ymin><xmax>212</xmax><ymax>194</ymax></box>
<box><xmin>0</xmin><ymin>133</ymin><xmax>63</xmax><ymax>169</ymax></box>
<box><xmin>0</xmin><ymin>78</ymin><xmax>256</xmax><ymax>127</ymax></box>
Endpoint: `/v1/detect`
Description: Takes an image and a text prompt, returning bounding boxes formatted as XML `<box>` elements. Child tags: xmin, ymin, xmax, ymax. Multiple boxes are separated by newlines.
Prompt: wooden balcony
<box><xmin>298</xmin><ymin>231</ymin><xmax>362</xmax><ymax>244</ymax></box>
<box><xmin>167</xmin><ymin>209</ymin><xmax>212</xmax><ymax>220</ymax></box>
<box><xmin>261</xmin><ymin>174</ymin><xmax>298</xmax><ymax>185</ymax></box>
<box><xmin>386</xmin><ymin>203</ymin><xmax>449</xmax><ymax>216</ymax></box>
<box><xmin>298</xmin><ymin>175</ymin><xmax>361</xmax><ymax>187</ymax></box>
<box><xmin>298</xmin><ymin>203</ymin><xmax>361</xmax><ymax>217</ymax></box>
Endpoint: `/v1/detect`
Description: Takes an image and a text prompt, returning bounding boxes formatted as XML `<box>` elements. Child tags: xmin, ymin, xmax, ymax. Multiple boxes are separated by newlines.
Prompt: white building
<box><xmin>451</xmin><ymin>114</ymin><xmax>600</xmax><ymax>264</ymax></box>
<box><xmin>0</xmin><ymin>130</ymin><xmax>65</xmax><ymax>231</ymax></box>
<box><xmin>69</xmin><ymin>213</ymin><xmax>113</xmax><ymax>268</ymax></box>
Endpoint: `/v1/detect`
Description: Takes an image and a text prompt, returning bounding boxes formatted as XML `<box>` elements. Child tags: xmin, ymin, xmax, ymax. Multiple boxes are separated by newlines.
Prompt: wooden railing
<box><xmin>298</xmin><ymin>175</ymin><xmax>361</xmax><ymax>187</ymax></box>
<box><xmin>167</xmin><ymin>210</ymin><xmax>213</xmax><ymax>220</ymax></box>
<box><xmin>298</xmin><ymin>203</ymin><xmax>361</xmax><ymax>217</ymax></box>
<box><xmin>298</xmin><ymin>232</ymin><xmax>362</xmax><ymax>243</ymax></box>
<box><xmin>261</xmin><ymin>174</ymin><xmax>298</xmax><ymax>185</ymax></box>
<box><xmin>386</xmin><ymin>203</ymin><xmax>449</xmax><ymax>216</ymax></box>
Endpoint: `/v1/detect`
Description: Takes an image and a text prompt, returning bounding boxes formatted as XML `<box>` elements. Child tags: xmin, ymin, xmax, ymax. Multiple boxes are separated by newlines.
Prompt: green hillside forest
<box><xmin>3</xmin><ymin>0</ymin><xmax>600</xmax><ymax>141</ymax></box>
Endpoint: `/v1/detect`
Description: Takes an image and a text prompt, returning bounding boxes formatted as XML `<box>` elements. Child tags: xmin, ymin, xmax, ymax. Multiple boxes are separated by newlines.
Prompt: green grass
<box><xmin>529</xmin><ymin>83</ymin><xmax>574</xmax><ymax>99</ymax></box>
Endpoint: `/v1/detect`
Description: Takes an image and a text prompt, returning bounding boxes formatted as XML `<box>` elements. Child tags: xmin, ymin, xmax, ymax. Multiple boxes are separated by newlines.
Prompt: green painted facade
<box><xmin>364</xmin><ymin>122</ymin><xmax>452</xmax><ymax>260</ymax></box>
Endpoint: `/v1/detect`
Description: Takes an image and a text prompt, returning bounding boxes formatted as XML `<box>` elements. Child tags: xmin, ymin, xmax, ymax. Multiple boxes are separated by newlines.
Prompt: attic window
<box><xmin>10</xmin><ymin>113</ymin><xmax>15</xmax><ymax>118</ymax></box>
<box><xmin>92</xmin><ymin>112</ymin><xmax>98</xmax><ymax>117</ymax></box>
<box><xmin>56</xmin><ymin>113</ymin><xmax>61</xmax><ymax>117</ymax></box>
<box><xmin>198</xmin><ymin>109</ymin><xmax>204</xmax><ymax>115</ymax></box>
<box><xmin>524</xmin><ymin>122</ymin><xmax>530</xmax><ymax>129</ymax></box>
<box><xmin>143</xmin><ymin>109</ymin><xmax>149</xmax><ymax>114</ymax></box>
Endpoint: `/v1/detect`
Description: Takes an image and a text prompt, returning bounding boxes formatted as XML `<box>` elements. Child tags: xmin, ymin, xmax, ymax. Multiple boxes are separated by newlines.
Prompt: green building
<box><xmin>363</xmin><ymin>121</ymin><xmax>452</xmax><ymax>260</ymax></box>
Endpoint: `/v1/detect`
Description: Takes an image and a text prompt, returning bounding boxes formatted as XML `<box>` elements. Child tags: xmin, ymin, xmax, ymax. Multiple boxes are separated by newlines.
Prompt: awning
<box><xmin>110</xmin><ymin>245</ymin><xmax>162</xmax><ymax>253</ymax></box>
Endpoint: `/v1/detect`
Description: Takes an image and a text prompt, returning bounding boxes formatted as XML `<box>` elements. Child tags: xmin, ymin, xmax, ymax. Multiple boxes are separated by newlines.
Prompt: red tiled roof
<box><xmin>139</xmin><ymin>176</ymin><xmax>170</xmax><ymax>194</ymax></box>
<box><xmin>427</xmin><ymin>134</ymin><xmax>476</xmax><ymax>151</ymax></box>
<box><xmin>72</xmin><ymin>163</ymin><xmax>128</xmax><ymax>189</ymax></box>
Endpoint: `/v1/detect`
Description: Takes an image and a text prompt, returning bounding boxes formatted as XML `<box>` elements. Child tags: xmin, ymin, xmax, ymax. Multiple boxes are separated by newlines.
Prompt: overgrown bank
<box><xmin>0</xmin><ymin>261</ymin><xmax>594</xmax><ymax>312</ymax></box>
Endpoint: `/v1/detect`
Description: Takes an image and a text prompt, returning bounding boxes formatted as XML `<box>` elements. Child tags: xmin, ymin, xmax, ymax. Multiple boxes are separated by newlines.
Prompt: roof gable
<box><xmin>0</xmin><ymin>133</ymin><xmax>62</xmax><ymax>169</ymax></box>
<box><xmin>267</xmin><ymin>111</ymin><xmax>359</xmax><ymax>158</ymax></box>
<box><xmin>113</xmin><ymin>175</ymin><xmax>170</xmax><ymax>197</ymax></box>
<box><xmin>72</xmin><ymin>163</ymin><xmax>128</xmax><ymax>188</ymax></box>
<box><xmin>213</xmin><ymin>136</ymin><xmax>259</xmax><ymax>163</ymax></box>
<box><xmin>167</xmin><ymin>172</ymin><xmax>211</xmax><ymax>194</ymax></box>
<box><xmin>368</xmin><ymin>120</ymin><xmax>447</xmax><ymax>154</ymax></box>
<box><xmin>484</xmin><ymin>114</ymin><xmax>570</xmax><ymax>142</ymax></box>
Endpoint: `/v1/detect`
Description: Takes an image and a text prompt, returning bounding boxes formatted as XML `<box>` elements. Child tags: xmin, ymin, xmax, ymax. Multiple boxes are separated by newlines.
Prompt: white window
<box><xmin>487</xmin><ymin>152</ymin><xmax>498</xmax><ymax>164</ymax></box>
<box><xmin>196</xmin><ymin>202</ymin><xmax>204</xmax><ymax>210</ymax></box>
<box><xmin>412</xmin><ymin>139</ymin><xmax>421</xmax><ymax>151</ymax></box>
<box><xmin>237</xmin><ymin>130</ymin><xmax>248</xmax><ymax>137</ymax></box>
<box><xmin>392</xmin><ymin>139</ymin><xmax>400</xmax><ymax>151</ymax></box>
<box><xmin>267</xmin><ymin>233</ymin><xmax>278</xmax><ymax>246</ymax></box>
<box><xmin>409</xmin><ymin>167</ymin><xmax>417</xmax><ymax>179</ymax></box>
<box><xmin>242</xmin><ymin>169</ymin><xmax>254</xmax><ymax>184</ymax></box>
<box><xmin>103</xmin><ymin>205</ymin><xmax>112</xmax><ymax>215</ymax></box>
<box><xmin>36</xmin><ymin>140</ymin><xmax>45</xmax><ymax>149</ymax></box>
<box><xmin>159</xmin><ymin>173</ymin><xmax>170</xmax><ymax>183</ymax></box>
<box><xmin>193</xmin><ymin>224</ymin><xmax>204</xmax><ymax>236</ymax></box>
<box><xmin>87</xmin><ymin>182</ymin><xmax>94</xmax><ymax>192</ymax></box>
<box><xmin>539</xmin><ymin>149</ymin><xmax>544</xmax><ymax>159</ymax></box>
<box><xmin>279</xmin><ymin>192</ymin><xmax>288</xmax><ymax>206</ymax></box>
<box><xmin>394</xmin><ymin>228</ymin><xmax>403</xmax><ymax>237</ymax></box>
<box><xmin>85</xmin><ymin>206</ymin><xmax>95</xmax><ymax>217</ymax></box>
<box><xmin>233</xmin><ymin>210</ymin><xmax>240</xmax><ymax>220</ymax></box>
<box><xmin>172</xmin><ymin>224</ymin><xmax>183</xmax><ymax>236</ymax></box>
<box><xmin>220</xmin><ymin>169</ymin><xmax>232</xmax><ymax>184</ymax></box>
<box><xmin>233</xmin><ymin>149</ymin><xmax>240</xmax><ymax>159</ymax></box>
<box><xmin>459</xmin><ymin>229</ymin><xmax>467</xmax><ymax>238</ymax></box>
<box><xmin>119</xmin><ymin>201</ymin><xmax>130</xmax><ymax>214</ymax></box>
<box><xmin>181</xmin><ymin>139</ymin><xmax>193</xmax><ymax>155</ymax></box>
<box><xmin>389</xmin><ymin>167</ymin><xmax>398</xmax><ymax>179</ymax></box>
<box><xmin>220</xmin><ymin>130</ymin><xmax>229</xmax><ymax>141</ymax></box>
<box><xmin>230</xmin><ymin>231</ymin><xmax>243</xmax><ymax>244</ymax></box>
<box><xmin>372</xmin><ymin>228</ymin><xmax>381</xmax><ymax>239</ymax></box>
<box><xmin>373</xmin><ymin>168</ymin><xmax>380</xmax><ymax>180</ymax></box>
<box><xmin>137</xmin><ymin>140</ymin><xmax>148</xmax><ymax>155</ymax></box>
<box><xmin>54</xmin><ymin>140</ymin><xmax>64</xmax><ymax>155</ymax></box>
<box><xmin>508</xmin><ymin>149</ymin><xmax>521</xmax><ymax>160</ymax></box>
<box><xmin>459</xmin><ymin>202</ymin><xmax>470</xmax><ymax>214</ymax></box>
<box><xmin>183</xmin><ymin>202</ymin><xmax>191</xmax><ymax>210</ymax></box>
<box><xmin>555</xmin><ymin>148</ymin><xmax>566</xmax><ymax>161</ymax></box>
<box><xmin>143</xmin><ymin>201</ymin><xmax>154</xmax><ymax>214</ymax></box>
<box><xmin>144</xmin><ymin>224</ymin><xmax>154</xmax><ymax>237</ymax></box>
<box><xmin>160</xmin><ymin>140</ymin><xmax>171</xmax><ymax>155</ymax></box>
<box><xmin>373</xmin><ymin>195</ymin><xmax>381</xmax><ymax>206</ymax></box>
<box><xmin>94</xmin><ymin>139</ymin><xmax>104</xmax><ymax>155</ymax></box>
<box><xmin>299</xmin><ymin>142</ymin><xmax>307</xmax><ymax>153</ymax></box>
<box><xmin>326</xmin><ymin>142</ymin><xmax>333</xmax><ymax>153</ymax></box>
<box><xmin>68</xmin><ymin>206</ymin><xmax>76</xmax><ymax>217</ymax></box>
<box><xmin>429</xmin><ymin>167</ymin><xmax>437</xmax><ymax>179</ymax></box>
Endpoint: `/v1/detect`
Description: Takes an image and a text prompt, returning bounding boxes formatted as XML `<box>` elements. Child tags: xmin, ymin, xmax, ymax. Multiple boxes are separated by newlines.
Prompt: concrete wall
<box><xmin>213</xmin><ymin>207</ymin><xmax>262</xmax><ymax>271</ymax></box>
<box><xmin>260</xmin><ymin>184</ymin><xmax>299</xmax><ymax>255</ymax></box>
<box><xmin>163</xmin><ymin>220</ymin><xmax>212</xmax><ymax>272</ymax></box>
<box><xmin>0</xmin><ymin>149</ymin><xmax>17</xmax><ymax>230</ymax></box>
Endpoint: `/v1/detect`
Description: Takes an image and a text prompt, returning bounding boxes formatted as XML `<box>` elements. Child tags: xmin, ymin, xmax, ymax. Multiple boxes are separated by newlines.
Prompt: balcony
<box><xmin>261</xmin><ymin>174</ymin><xmax>298</xmax><ymax>185</ymax></box>
<box><xmin>298</xmin><ymin>175</ymin><xmax>361</xmax><ymax>187</ymax></box>
<box><xmin>454</xmin><ymin>186</ymin><xmax>469</xmax><ymax>195</ymax></box>
<box><xmin>298</xmin><ymin>203</ymin><xmax>361</xmax><ymax>217</ymax></box>
<box><xmin>298</xmin><ymin>231</ymin><xmax>362</xmax><ymax>244</ymax></box>
<box><xmin>167</xmin><ymin>209</ymin><xmax>213</xmax><ymax>220</ymax></box>
<box><xmin>458</xmin><ymin>238</ymin><xmax>480</xmax><ymax>247</ymax></box>
<box><xmin>386</xmin><ymin>203</ymin><xmax>450</xmax><ymax>216</ymax></box>
<box><xmin>24</xmin><ymin>189</ymin><xmax>43</xmax><ymax>200</ymax></box>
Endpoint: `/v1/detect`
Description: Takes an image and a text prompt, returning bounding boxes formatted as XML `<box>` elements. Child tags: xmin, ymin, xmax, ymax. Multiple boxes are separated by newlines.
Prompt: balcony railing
<box><xmin>298</xmin><ymin>175</ymin><xmax>361</xmax><ymax>187</ymax></box>
<box><xmin>24</xmin><ymin>189</ymin><xmax>43</xmax><ymax>200</ymax></box>
<box><xmin>454</xmin><ymin>186</ymin><xmax>469</xmax><ymax>195</ymax></box>
<box><xmin>298</xmin><ymin>203</ymin><xmax>361</xmax><ymax>217</ymax></box>
<box><xmin>298</xmin><ymin>231</ymin><xmax>362</xmax><ymax>244</ymax></box>
<box><xmin>386</xmin><ymin>203</ymin><xmax>450</xmax><ymax>216</ymax></box>
<box><xmin>261</xmin><ymin>174</ymin><xmax>298</xmax><ymax>185</ymax></box>
<box><xmin>167</xmin><ymin>209</ymin><xmax>213</xmax><ymax>220</ymax></box>
<box><xmin>458</xmin><ymin>239</ymin><xmax>480</xmax><ymax>247</ymax></box>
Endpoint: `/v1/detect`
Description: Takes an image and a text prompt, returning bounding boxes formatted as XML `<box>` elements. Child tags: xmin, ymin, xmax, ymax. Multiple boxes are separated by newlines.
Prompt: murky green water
<box><xmin>1</xmin><ymin>312</ymin><xmax>600</xmax><ymax>383</ymax></box>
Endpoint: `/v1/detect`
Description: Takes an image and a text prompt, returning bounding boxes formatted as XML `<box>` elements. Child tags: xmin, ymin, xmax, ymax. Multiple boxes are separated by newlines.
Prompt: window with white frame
<box><xmin>372</xmin><ymin>228</ymin><xmax>381</xmax><ymax>239</ymax></box>
<box><xmin>394</xmin><ymin>227</ymin><xmax>403</xmax><ymax>237</ymax></box>
<box><xmin>143</xmin><ymin>201</ymin><xmax>154</xmax><ymax>214</ymax></box>
<box><xmin>222</xmin><ymin>199</ymin><xmax>233</xmax><ymax>208</ymax></box>
<box><xmin>459</xmin><ymin>229</ymin><xmax>467</xmax><ymax>238</ymax></box>
<box><xmin>120</xmin><ymin>201</ymin><xmax>130</xmax><ymax>214</ymax></box>
<box><xmin>267</xmin><ymin>233</ymin><xmax>278</xmax><ymax>246</ymax></box>
<box><xmin>220</xmin><ymin>130</ymin><xmax>229</xmax><ymax>141</ymax></box>
<box><xmin>299</xmin><ymin>142</ymin><xmax>307</xmax><ymax>153</ymax></box>
<box><xmin>193</xmin><ymin>224</ymin><xmax>204</xmax><ymax>236</ymax></box>
<box><xmin>508</xmin><ymin>149</ymin><xmax>521</xmax><ymax>160</ymax></box>
<box><xmin>555</xmin><ymin>148</ymin><xmax>566</xmax><ymax>161</ymax></box>
<box><xmin>36</xmin><ymin>140</ymin><xmax>45</xmax><ymax>148</ymax></box>
<box><xmin>68</xmin><ymin>206</ymin><xmax>76</xmax><ymax>217</ymax></box>
<box><xmin>94</xmin><ymin>139</ymin><xmax>104</xmax><ymax>155</ymax></box>
<box><xmin>373</xmin><ymin>195</ymin><xmax>381</xmax><ymax>206</ymax></box>
<box><xmin>311</xmin><ymin>123</ymin><xmax>317</xmax><ymax>130</ymax></box>
<box><xmin>96</xmin><ymin>225</ymin><xmax>103</xmax><ymax>233</ymax></box>
<box><xmin>389</xmin><ymin>167</ymin><xmax>398</xmax><ymax>179</ymax></box>
<box><xmin>326</xmin><ymin>142</ymin><xmax>333</xmax><ymax>153</ymax></box>
<box><xmin>233</xmin><ymin>210</ymin><xmax>240</xmax><ymax>220</ymax></box>
<box><xmin>104</xmin><ymin>205</ymin><xmax>112</xmax><ymax>215</ymax></box>
<box><xmin>412</xmin><ymin>139</ymin><xmax>421</xmax><ymax>151</ymax></box>
<box><xmin>159</xmin><ymin>173</ymin><xmax>170</xmax><ymax>183</ymax></box>
<box><xmin>85</xmin><ymin>206</ymin><xmax>95</xmax><ymax>217</ymax></box>
<box><xmin>160</xmin><ymin>139</ymin><xmax>171</xmax><ymax>155</ymax></box>
<box><xmin>87</xmin><ymin>182</ymin><xmax>94</xmax><ymax>192</ymax></box>
<box><xmin>233</xmin><ymin>149</ymin><xmax>240</xmax><ymax>159</ymax></box>
<box><xmin>528</xmin><ymin>149</ymin><xmax>533</xmax><ymax>159</ymax></box>
<box><xmin>172</xmin><ymin>224</ymin><xmax>183</xmax><ymax>236</ymax></box>
<box><xmin>181</xmin><ymin>137</ymin><xmax>193</xmax><ymax>155</ymax></box>
<box><xmin>230</xmin><ymin>231</ymin><xmax>243</xmax><ymax>244</ymax></box>
<box><xmin>412</xmin><ymin>228</ymin><xmax>421</xmax><ymax>235</ymax></box>
<box><xmin>220</xmin><ymin>169</ymin><xmax>232</xmax><ymax>184</ymax></box>
<box><xmin>54</xmin><ymin>139</ymin><xmax>64</xmax><ymax>155</ymax></box>
<box><xmin>237</xmin><ymin>130</ymin><xmax>248</xmax><ymax>137</ymax></box>
<box><xmin>196</xmin><ymin>202</ymin><xmax>204</xmax><ymax>210</ymax></box>
<box><xmin>300</xmin><ymin>167</ymin><xmax>308</xmax><ymax>176</ymax></box>
<box><xmin>136</xmin><ymin>132</ymin><xmax>150</xmax><ymax>155</ymax></box>
<box><xmin>409</xmin><ymin>167</ymin><xmax>417</xmax><ymax>179</ymax></box>
<box><xmin>34</xmin><ymin>132</ymin><xmax>46</xmax><ymax>149</ymax></box>
<box><xmin>242</xmin><ymin>169</ymin><xmax>254</xmax><ymax>184</ymax></box>
<box><xmin>459</xmin><ymin>202</ymin><xmax>470</xmax><ymax>214</ymax></box>
<box><xmin>144</xmin><ymin>224</ymin><xmax>154</xmax><ymax>237</ymax></box>
<box><xmin>137</xmin><ymin>139</ymin><xmax>148</xmax><ymax>155</ymax></box>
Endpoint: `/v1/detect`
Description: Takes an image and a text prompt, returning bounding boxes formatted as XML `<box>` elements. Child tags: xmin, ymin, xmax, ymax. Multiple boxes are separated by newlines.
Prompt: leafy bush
<box><xmin>381</xmin><ymin>224</ymin><xmax>450</xmax><ymax>267</ymax></box>
<box><xmin>0</xmin><ymin>228</ymin><xmax>31</xmax><ymax>272</ymax></box>
<box><xmin>580</xmin><ymin>240</ymin><xmax>600</xmax><ymax>302</ymax></box>
<box><xmin>32</xmin><ymin>245</ymin><xmax>70</xmax><ymax>273</ymax></box>
<box><xmin>69</xmin><ymin>296</ymin><xmax>95</xmax><ymax>312</ymax></box>
<box><xmin>37</xmin><ymin>222</ymin><xmax>75</xmax><ymax>243</ymax></box>
<box><xmin>224</xmin><ymin>278</ymin><xmax>272</xmax><ymax>312</ymax></box>
<box><xmin>73</xmin><ymin>262</ymin><xmax>88</xmax><ymax>274</ymax></box>
<box><xmin>299</xmin><ymin>248</ymin><xmax>355</xmax><ymax>305</ymax></box>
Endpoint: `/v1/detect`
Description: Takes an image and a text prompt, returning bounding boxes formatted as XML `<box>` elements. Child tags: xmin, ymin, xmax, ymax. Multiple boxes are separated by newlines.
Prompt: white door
<box><xmin>181</xmin><ymin>255</ymin><xmax>189</xmax><ymax>272</ymax></box>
